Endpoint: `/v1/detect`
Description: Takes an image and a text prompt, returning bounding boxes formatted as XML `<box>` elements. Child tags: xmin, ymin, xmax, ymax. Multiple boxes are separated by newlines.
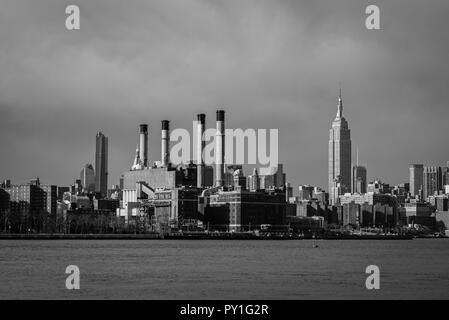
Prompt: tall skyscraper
<box><xmin>328</xmin><ymin>90</ymin><xmax>352</xmax><ymax>204</ymax></box>
<box><xmin>352</xmin><ymin>165</ymin><xmax>367</xmax><ymax>194</ymax></box>
<box><xmin>80</xmin><ymin>163</ymin><xmax>95</xmax><ymax>193</ymax></box>
<box><xmin>95</xmin><ymin>132</ymin><xmax>108</xmax><ymax>198</ymax></box>
<box><xmin>409</xmin><ymin>164</ymin><xmax>424</xmax><ymax>197</ymax></box>
<box><xmin>423</xmin><ymin>166</ymin><xmax>442</xmax><ymax>199</ymax></box>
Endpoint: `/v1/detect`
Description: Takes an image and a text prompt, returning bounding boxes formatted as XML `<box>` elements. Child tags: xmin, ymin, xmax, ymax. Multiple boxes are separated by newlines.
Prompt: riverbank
<box><xmin>0</xmin><ymin>232</ymin><xmax>421</xmax><ymax>240</ymax></box>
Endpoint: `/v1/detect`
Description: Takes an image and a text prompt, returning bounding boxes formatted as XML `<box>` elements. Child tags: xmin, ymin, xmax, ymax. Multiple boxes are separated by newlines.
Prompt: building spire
<box><xmin>337</xmin><ymin>83</ymin><xmax>343</xmax><ymax>119</ymax></box>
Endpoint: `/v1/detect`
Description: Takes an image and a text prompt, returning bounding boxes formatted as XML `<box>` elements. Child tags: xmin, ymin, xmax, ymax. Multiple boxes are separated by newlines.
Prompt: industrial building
<box><xmin>116</xmin><ymin>109</ymin><xmax>291</xmax><ymax>233</ymax></box>
<box><xmin>200</xmin><ymin>187</ymin><xmax>288</xmax><ymax>232</ymax></box>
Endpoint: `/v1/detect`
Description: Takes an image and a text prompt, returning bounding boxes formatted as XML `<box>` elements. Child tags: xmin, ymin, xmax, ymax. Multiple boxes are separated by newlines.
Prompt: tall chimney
<box><xmin>215</xmin><ymin>110</ymin><xmax>225</xmax><ymax>187</ymax></box>
<box><xmin>161</xmin><ymin>120</ymin><xmax>170</xmax><ymax>167</ymax></box>
<box><xmin>139</xmin><ymin>124</ymin><xmax>148</xmax><ymax>168</ymax></box>
<box><xmin>196</xmin><ymin>114</ymin><xmax>206</xmax><ymax>188</ymax></box>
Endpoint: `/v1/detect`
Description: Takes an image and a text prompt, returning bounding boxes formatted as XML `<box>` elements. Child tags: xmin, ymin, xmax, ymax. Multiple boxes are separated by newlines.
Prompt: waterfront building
<box><xmin>0</xmin><ymin>188</ymin><xmax>10</xmax><ymax>213</ymax></box>
<box><xmin>295</xmin><ymin>200</ymin><xmax>338</xmax><ymax>224</ymax></box>
<box><xmin>339</xmin><ymin>192</ymin><xmax>398</xmax><ymax>225</ymax></box>
<box><xmin>342</xmin><ymin>202</ymin><xmax>360</xmax><ymax>227</ymax></box>
<box><xmin>286</xmin><ymin>215</ymin><xmax>325</xmax><ymax>234</ymax></box>
<box><xmin>4</xmin><ymin>179</ymin><xmax>49</xmax><ymax>232</ymax></box>
<box><xmin>339</xmin><ymin>192</ymin><xmax>397</xmax><ymax>207</ymax></box>
<box><xmin>338</xmin><ymin>202</ymin><xmax>395</xmax><ymax>228</ymax></box>
<box><xmin>200</xmin><ymin>188</ymin><xmax>287</xmax><ymax>232</ymax></box>
<box><xmin>328</xmin><ymin>90</ymin><xmax>352</xmax><ymax>204</ymax></box>
<box><xmin>403</xmin><ymin>202</ymin><xmax>432</xmax><ymax>217</ymax></box>
<box><xmin>117</xmin><ymin>116</ymin><xmax>214</xmax><ymax>223</ymax></box>
<box><xmin>95</xmin><ymin>131</ymin><xmax>108</xmax><ymax>198</ymax></box>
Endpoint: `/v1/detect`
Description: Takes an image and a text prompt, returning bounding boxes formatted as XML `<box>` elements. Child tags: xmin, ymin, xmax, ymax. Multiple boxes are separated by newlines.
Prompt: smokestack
<box><xmin>197</xmin><ymin>114</ymin><xmax>206</xmax><ymax>188</ymax></box>
<box><xmin>161</xmin><ymin>120</ymin><xmax>170</xmax><ymax>167</ymax></box>
<box><xmin>215</xmin><ymin>110</ymin><xmax>225</xmax><ymax>187</ymax></box>
<box><xmin>139</xmin><ymin>124</ymin><xmax>148</xmax><ymax>168</ymax></box>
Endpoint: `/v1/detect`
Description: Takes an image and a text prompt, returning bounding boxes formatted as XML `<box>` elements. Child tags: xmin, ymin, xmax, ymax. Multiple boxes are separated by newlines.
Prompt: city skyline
<box><xmin>1</xmin><ymin>0</ymin><xmax>449</xmax><ymax>189</ymax></box>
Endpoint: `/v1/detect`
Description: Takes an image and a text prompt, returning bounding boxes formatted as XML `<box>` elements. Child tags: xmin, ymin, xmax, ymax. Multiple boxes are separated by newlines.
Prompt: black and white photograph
<box><xmin>0</xmin><ymin>0</ymin><xmax>448</xmax><ymax>311</ymax></box>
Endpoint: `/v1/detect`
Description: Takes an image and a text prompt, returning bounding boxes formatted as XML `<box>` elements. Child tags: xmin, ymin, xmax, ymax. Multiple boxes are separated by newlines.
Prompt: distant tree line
<box><xmin>0</xmin><ymin>209</ymin><xmax>147</xmax><ymax>234</ymax></box>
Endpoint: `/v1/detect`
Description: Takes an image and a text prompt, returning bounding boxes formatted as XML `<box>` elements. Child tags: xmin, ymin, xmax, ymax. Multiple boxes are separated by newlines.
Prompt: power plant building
<box><xmin>117</xmin><ymin>110</ymin><xmax>291</xmax><ymax>232</ymax></box>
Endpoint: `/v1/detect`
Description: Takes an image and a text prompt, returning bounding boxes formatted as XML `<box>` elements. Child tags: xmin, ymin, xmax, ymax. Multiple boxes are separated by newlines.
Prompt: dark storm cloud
<box><xmin>0</xmin><ymin>0</ymin><xmax>448</xmax><ymax>190</ymax></box>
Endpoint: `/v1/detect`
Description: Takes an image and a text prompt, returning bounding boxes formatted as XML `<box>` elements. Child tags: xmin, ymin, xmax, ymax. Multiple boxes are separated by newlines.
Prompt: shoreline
<box><xmin>0</xmin><ymin>233</ymin><xmax>429</xmax><ymax>240</ymax></box>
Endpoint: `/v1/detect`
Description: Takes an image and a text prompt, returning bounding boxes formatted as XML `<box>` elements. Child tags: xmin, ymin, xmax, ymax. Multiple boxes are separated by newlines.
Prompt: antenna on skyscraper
<box><xmin>356</xmin><ymin>145</ymin><xmax>359</xmax><ymax>166</ymax></box>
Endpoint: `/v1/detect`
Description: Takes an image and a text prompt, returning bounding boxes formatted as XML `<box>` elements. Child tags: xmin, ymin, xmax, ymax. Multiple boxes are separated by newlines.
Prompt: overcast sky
<box><xmin>0</xmin><ymin>0</ymin><xmax>448</xmax><ymax>191</ymax></box>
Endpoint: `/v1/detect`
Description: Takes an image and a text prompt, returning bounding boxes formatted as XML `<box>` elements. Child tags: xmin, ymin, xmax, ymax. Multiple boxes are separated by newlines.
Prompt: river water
<box><xmin>0</xmin><ymin>239</ymin><xmax>448</xmax><ymax>299</ymax></box>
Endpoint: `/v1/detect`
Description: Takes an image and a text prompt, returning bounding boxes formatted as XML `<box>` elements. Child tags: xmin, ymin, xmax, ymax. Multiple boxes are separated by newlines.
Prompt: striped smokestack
<box><xmin>196</xmin><ymin>113</ymin><xmax>206</xmax><ymax>188</ymax></box>
<box><xmin>161</xmin><ymin>120</ymin><xmax>170</xmax><ymax>167</ymax></box>
<box><xmin>215</xmin><ymin>110</ymin><xmax>225</xmax><ymax>187</ymax></box>
<box><xmin>139</xmin><ymin>124</ymin><xmax>148</xmax><ymax>168</ymax></box>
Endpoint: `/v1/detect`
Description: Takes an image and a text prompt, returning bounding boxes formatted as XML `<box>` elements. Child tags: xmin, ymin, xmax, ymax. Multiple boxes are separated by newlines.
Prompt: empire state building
<box><xmin>328</xmin><ymin>90</ymin><xmax>352</xmax><ymax>204</ymax></box>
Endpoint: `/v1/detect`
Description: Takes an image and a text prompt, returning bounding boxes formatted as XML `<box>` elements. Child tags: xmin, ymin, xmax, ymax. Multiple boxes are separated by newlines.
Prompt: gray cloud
<box><xmin>1</xmin><ymin>0</ymin><xmax>448</xmax><ymax>191</ymax></box>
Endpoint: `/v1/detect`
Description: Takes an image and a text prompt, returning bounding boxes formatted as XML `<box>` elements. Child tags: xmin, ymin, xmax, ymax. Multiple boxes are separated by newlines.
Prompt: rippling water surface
<box><xmin>0</xmin><ymin>239</ymin><xmax>448</xmax><ymax>299</ymax></box>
